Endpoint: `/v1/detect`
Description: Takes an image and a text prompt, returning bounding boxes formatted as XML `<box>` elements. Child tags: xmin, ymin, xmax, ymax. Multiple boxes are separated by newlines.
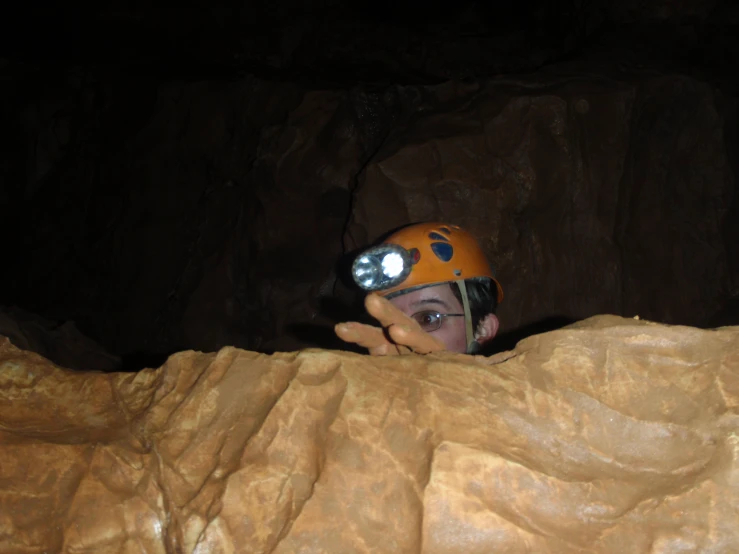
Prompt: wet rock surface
<box><xmin>1</xmin><ymin>315</ymin><xmax>738</xmax><ymax>552</ymax></box>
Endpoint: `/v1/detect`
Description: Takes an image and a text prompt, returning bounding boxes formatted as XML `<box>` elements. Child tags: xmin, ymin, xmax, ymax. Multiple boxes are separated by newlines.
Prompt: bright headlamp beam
<box><xmin>351</xmin><ymin>244</ymin><xmax>412</xmax><ymax>292</ymax></box>
<box><xmin>381</xmin><ymin>252</ymin><xmax>404</xmax><ymax>278</ymax></box>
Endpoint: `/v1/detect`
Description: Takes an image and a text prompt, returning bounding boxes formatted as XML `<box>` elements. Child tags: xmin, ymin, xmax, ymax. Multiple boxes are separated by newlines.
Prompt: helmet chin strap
<box><xmin>456</xmin><ymin>279</ymin><xmax>477</xmax><ymax>354</ymax></box>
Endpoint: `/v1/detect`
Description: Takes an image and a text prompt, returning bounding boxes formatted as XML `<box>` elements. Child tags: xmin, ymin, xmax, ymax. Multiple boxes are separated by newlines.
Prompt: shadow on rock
<box><xmin>264</xmin><ymin>296</ymin><xmax>375</xmax><ymax>354</ymax></box>
<box><xmin>118</xmin><ymin>350</ymin><xmax>173</xmax><ymax>373</ymax></box>
<box><xmin>484</xmin><ymin>315</ymin><xmax>578</xmax><ymax>355</ymax></box>
<box><xmin>282</xmin><ymin>323</ymin><xmax>368</xmax><ymax>354</ymax></box>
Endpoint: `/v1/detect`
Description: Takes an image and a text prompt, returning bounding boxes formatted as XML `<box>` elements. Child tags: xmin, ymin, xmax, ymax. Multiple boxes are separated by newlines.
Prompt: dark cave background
<box><xmin>0</xmin><ymin>0</ymin><xmax>737</xmax><ymax>371</ymax></box>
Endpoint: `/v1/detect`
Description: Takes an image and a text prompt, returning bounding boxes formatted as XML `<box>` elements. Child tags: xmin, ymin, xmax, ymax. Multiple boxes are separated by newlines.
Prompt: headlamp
<box><xmin>351</xmin><ymin>244</ymin><xmax>412</xmax><ymax>292</ymax></box>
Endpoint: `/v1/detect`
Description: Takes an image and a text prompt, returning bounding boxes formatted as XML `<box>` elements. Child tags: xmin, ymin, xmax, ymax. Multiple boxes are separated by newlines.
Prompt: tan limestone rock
<box><xmin>1</xmin><ymin>315</ymin><xmax>738</xmax><ymax>552</ymax></box>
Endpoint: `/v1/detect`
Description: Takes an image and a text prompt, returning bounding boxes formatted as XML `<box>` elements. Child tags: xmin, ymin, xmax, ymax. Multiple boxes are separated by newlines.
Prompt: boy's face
<box><xmin>388</xmin><ymin>283</ymin><xmax>469</xmax><ymax>353</ymax></box>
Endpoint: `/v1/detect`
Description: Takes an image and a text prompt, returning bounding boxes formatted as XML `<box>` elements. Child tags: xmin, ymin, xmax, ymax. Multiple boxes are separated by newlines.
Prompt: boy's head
<box><xmin>351</xmin><ymin>222</ymin><xmax>502</xmax><ymax>353</ymax></box>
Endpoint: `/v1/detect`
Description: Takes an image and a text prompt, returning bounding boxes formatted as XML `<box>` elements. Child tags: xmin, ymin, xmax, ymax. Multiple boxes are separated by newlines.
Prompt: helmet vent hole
<box><xmin>431</xmin><ymin>242</ymin><xmax>453</xmax><ymax>262</ymax></box>
<box><xmin>428</xmin><ymin>231</ymin><xmax>449</xmax><ymax>242</ymax></box>
<box><xmin>454</xmin><ymin>269</ymin><xmax>462</xmax><ymax>276</ymax></box>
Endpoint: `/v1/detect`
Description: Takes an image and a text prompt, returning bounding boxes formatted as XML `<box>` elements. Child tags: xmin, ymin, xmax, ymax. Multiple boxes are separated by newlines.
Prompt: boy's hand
<box><xmin>334</xmin><ymin>293</ymin><xmax>446</xmax><ymax>355</ymax></box>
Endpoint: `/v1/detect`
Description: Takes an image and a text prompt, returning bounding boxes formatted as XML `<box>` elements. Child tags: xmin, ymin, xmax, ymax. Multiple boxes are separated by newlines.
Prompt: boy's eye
<box><xmin>413</xmin><ymin>311</ymin><xmax>441</xmax><ymax>330</ymax></box>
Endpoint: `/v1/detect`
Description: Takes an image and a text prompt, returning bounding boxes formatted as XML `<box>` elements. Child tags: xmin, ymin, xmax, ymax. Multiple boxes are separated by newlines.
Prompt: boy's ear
<box><xmin>475</xmin><ymin>313</ymin><xmax>499</xmax><ymax>345</ymax></box>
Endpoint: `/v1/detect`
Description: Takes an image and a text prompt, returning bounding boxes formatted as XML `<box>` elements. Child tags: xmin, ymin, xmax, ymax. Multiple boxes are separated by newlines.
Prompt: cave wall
<box><xmin>2</xmin><ymin>76</ymin><xmax>376</xmax><ymax>357</ymax></box>
<box><xmin>1</xmin><ymin>0</ymin><xmax>738</xmax><ymax>360</ymax></box>
<box><xmin>1</xmin><ymin>60</ymin><xmax>737</xmax><ymax>359</ymax></box>
<box><xmin>347</xmin><ymin>72</ymin><xmax>738</xmax><ymax>334</ymax></box>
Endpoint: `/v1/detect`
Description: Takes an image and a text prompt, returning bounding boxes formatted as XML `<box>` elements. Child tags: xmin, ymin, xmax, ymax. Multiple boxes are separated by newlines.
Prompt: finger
<box><xmin>367</xmin><ymin>343</ymin><xmax>390</xmax><ymax>356</ymax></box>
<box><xmin>368</xmin><ymin>343</ymin><xmax>393</xmax><ymax>356</ymax></box>
<box><xmin>369</xmin><ymin>342</ymin><xmax>412</xmax><ymax>356</ymax></box>
<box><xmin>364</xmin><ymin>293</ymin><xmax>419</xmax><ymax>329</ymax></box>
<box><xmin>335</xmin><ymin>322</ymin><xmax>415</xmax><ymax>356</ymax></box>
<box><xmin>334</xmin><ymin>321</ymin><xmax>394</xmax><ymax>350</ymax></box>
<box><xmin>387</xmin><ymin>323</ymin><xmax>446</xmax><ymax>354</ymax></box>
<box><xmin>365</xmin><ymin>293</ymin><xmax>446</xmax><ymax>354</ymax></box>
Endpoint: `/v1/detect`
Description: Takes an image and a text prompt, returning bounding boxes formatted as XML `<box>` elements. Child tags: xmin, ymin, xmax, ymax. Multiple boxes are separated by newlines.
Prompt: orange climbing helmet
<box><xmin>351</xmin><ymin>222</ymin><xmax>503</xmax><ymax>302</ymax></box>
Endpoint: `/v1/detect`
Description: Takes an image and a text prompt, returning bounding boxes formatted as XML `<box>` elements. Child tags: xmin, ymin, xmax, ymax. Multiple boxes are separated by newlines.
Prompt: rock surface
<box><xmin>1</xmin><ymin>63</ymin><xmax>736</xmax><ymax>358</ymax></box>
<box><xmin>0</xmin><ymin>305</ymin><xmax>121</xmax><ymax>371</ymax></box>
<box><xmin>1</xmin><ymin>315</ymin><xmax>738</xmax><ymax>553</ymax></box>
<box><xmin>346</xmin><ymin>72</ymin><xmax>738</xmax><ymax>337</ymax></box>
